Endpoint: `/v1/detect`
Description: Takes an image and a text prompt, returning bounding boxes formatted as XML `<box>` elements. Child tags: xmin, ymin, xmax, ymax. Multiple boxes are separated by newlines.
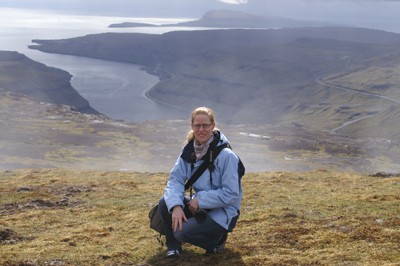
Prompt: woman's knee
<box><xmin>173</xmin><ymin>227</ymin><xmax>189</xmax><ymax>243</ymax></box>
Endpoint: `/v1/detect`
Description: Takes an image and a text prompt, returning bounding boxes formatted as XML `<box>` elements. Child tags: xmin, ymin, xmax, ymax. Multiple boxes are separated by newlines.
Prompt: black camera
<box><xmin>195</xmin><ymin>209</ymin><xmax>209</xmax><ymax>223</ymax></box>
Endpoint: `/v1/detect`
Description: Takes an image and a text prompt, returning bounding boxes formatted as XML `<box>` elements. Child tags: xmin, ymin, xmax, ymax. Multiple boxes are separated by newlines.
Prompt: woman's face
<box><xmin>192</xmin><ymin>114</ymin><xmax>215</xmax><ymax>145</ymax></box>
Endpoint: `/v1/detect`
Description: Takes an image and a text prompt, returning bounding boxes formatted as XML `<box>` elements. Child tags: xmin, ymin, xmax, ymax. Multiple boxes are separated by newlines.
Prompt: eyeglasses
<box><xmin>192</xmin><ymin>123</ymin><xmax>213</xmax><ymax>130</ymax></box>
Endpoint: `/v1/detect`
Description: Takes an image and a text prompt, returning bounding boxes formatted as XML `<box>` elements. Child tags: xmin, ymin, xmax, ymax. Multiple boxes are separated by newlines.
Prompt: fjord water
<box><xmin>0</xmin><ymin>8</ymin><xmax>188</xmax><ymax>122</ymax></box>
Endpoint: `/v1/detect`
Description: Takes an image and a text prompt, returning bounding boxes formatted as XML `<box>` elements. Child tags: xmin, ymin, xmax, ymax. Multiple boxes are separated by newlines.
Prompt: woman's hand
<box><xmin>187</xmin><ymin>198</ymin><xmax>199</xmax><ymax>215</ymax></box>
<box><xmin>171</xmin><ymin>205</ymin><xmax>188</xmax><ymax>232</ymax></box>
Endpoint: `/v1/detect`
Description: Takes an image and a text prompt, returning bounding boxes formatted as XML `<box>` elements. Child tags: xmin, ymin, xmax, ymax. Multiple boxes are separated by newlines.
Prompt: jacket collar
<box><xmin>180</xmin><ymin>130</ymin><xmax>221</xmax><ymax>163</ymax></box>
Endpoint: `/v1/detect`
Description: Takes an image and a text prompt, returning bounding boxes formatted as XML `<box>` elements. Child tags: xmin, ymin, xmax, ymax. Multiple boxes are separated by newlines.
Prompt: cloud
<box><xmin>219</xmin><ymin>0</ymin><xmax>248</xmax><ymax>4</ymax></box>
<box><xmin>302</xmin><ymin>0</ymin><xmax>400</xmax><ymax>1</ymax></box>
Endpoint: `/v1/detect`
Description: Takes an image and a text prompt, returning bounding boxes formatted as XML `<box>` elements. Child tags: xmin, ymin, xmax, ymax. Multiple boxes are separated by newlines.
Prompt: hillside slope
<box><xmin>0</xmin><ymin>51</ymin><xmax>98</xmax><ymax>114</ymax></box>
<box><xmin>2</xmin><ymin>89</ymin><xmax>400</xmax><ymax>173</ymax></box>
<box><xmin>1</xmin><ymin>169</ymin><xmax>399</xmax><ymax>265</ymax></box>
<box><xmin>29</xmin><ymin>27</ymin><xmax>400</xmax><ymax>142</ymax></box>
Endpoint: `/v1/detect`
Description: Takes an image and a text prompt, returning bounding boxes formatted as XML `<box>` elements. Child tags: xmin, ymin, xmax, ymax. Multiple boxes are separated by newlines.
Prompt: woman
<box><xmin>158</xmin><ymin>107</ymin><xmax>244</xmax><ymax>259</ymax></box>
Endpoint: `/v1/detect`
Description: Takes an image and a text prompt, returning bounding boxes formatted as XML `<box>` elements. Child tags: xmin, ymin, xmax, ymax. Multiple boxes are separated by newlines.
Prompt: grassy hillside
<box><xmin>1</xmin><ymin>169</ymin><xmax>399</xmax><ymax>265</ymax></box>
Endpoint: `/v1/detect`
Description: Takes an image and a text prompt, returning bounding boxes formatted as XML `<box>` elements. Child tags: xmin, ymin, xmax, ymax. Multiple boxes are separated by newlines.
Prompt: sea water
<box><xmin>0</xmin><ymin>8</ymin><xmax>193</xmax><ymax>122</ymax></box>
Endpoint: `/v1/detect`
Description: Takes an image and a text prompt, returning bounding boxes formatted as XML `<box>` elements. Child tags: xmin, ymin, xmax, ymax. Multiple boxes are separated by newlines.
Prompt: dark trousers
<box><xmin>158</xmin><ymin>197</ymin><xmax>227</xmax><ymax>251</ymax></box>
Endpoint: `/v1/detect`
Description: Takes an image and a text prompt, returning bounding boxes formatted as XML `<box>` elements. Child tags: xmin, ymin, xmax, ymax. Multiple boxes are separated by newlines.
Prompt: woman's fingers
<box><xmin>172</xmin><ymin>206</ymin><xmax>187</xmax><ymax>232</ymax></box>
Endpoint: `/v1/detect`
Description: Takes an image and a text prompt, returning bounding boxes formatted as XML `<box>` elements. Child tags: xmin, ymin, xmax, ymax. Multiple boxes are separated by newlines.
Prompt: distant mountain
<box><xmin>109</xmin><ymin>10</ymin><xmax>337</xmax><ymax>29</ymax></box>
<box><xmin>109</xmin><ymin>22</ymin><xmax>157</xmax><ymax>28</ymax></box>
<box><xmin>28</xmin><ymin>27</ymin><xmax>400</xmax><ymax>142</ymax></box>
<box><xmin>0</xmin><ymin>51</ymin><xmax>99</xmax><ymax>114</ymax></box>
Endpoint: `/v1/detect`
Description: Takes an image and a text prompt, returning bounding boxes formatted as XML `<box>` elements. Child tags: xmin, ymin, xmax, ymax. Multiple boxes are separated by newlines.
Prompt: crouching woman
<box><xmin>158</xmin><ymin>107</ymin><xmax>244</xmax><ymax>259</ymax></box>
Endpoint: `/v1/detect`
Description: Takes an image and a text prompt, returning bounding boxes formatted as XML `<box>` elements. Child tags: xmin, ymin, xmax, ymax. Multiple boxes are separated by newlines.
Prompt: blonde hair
<box><xmin>186</xmin><ymin>107</ymin><xmax>217</xmax><ymax>142</ymax></box>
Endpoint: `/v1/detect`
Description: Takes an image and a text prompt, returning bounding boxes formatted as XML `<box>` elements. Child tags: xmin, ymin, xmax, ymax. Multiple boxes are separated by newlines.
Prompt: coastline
<box><xmin>141</xmin><ymin>65</ymin><xmax>189</xmax><ymax>113</ymax></box>
<box><xmin>143</xmin><ymin>83</ymin><xmax>190</xmax><ymax>113</ymax></box>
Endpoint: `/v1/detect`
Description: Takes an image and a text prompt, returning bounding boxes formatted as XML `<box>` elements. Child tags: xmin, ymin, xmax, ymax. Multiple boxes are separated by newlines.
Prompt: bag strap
<box><xmin>184</xmin><ymin>142</ymin><xmax>229</xmax><ymax>191</ymax></box>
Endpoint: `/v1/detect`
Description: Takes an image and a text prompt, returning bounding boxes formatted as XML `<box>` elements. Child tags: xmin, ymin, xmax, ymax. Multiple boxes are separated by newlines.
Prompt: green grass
<box><xmin>1</xmin><ymin>169</ymin><xmax>399</xmax><ymax>265</ymax></box>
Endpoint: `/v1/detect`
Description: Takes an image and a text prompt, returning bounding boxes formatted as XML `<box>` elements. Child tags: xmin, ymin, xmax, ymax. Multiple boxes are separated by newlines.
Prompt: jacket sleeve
<box><xmin>163</xmin><ymin>157</ymin><xmax>188</xmax><ymax>213</ymax></box>
<box><xmin>195</xmin><ymin>149</ymin><xmax>241</xmax><ymax>209</ymax></box>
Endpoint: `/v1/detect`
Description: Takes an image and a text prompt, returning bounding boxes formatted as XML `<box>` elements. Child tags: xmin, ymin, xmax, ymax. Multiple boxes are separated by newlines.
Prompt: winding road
<box><xmin>316</xmin><ymin>77</ymin><xmax>400</xmax><ymax>134</ymax></box>
<box><xmin>317</xmin><ymin>78</ymin><xmax>400</xmax><ymax>104</ymax></box>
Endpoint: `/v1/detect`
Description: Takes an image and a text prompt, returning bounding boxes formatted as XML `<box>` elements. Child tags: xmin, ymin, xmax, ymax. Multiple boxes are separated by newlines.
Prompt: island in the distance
<box><xmin>109</xmin><ymin>10</ymin><xmax>338</xmax><ymax>28</ymax></box>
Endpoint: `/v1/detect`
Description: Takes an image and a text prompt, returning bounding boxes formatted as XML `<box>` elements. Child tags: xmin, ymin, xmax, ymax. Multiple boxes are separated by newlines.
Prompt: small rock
<box><xmin>45</xmin><ymin>259</ymin><xmax>65</xmax><ymax>266</ymax></box>
<box><xmin>16</xmin><ymin>187</ymin><xmax>32</xmax><ymax>192</ymax></box>
<box><xmin>0</xmin><ymin>228</ymin><xmax>17</xmax><ymax>241</ymax></box>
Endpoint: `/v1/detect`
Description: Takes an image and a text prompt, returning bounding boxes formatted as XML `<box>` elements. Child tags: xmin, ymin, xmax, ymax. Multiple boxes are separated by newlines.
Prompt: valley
<box><xmin>29</xmin><ymin>27</ymin><xmax>400</xmax><ymax>142</ymax></box>
<box><xmin>2</xmin><ymin>26</ymin><xmax>400</xmax><ymax>173</ymax></box>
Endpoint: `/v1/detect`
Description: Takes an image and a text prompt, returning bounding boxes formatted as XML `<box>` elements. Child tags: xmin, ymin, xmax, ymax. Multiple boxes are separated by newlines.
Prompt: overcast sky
<box><xmin>1</xmin><ymin>0</ymin><xmax>400</xmax><ymax>32</ymax></box>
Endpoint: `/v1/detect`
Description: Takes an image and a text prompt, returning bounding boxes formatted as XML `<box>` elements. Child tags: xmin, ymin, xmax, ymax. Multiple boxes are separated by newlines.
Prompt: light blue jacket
<box><xmin>163</xmin><ymin>131</ymin><xmax>243</xmax><ymax>231</ymax></box>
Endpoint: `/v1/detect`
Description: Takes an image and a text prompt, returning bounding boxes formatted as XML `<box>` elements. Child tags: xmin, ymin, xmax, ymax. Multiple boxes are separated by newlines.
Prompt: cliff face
<box><xmin>0</xmin><ymin>51</ymin><xmax>99</xmax><ymax>114</ymax></box>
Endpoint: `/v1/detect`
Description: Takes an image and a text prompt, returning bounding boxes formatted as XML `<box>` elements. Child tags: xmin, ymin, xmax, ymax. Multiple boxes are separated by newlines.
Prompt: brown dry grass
<box><xmin>1</xmin><ymin>169</ymin><xmax>399</xmax><ymax>266</ymax></box>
